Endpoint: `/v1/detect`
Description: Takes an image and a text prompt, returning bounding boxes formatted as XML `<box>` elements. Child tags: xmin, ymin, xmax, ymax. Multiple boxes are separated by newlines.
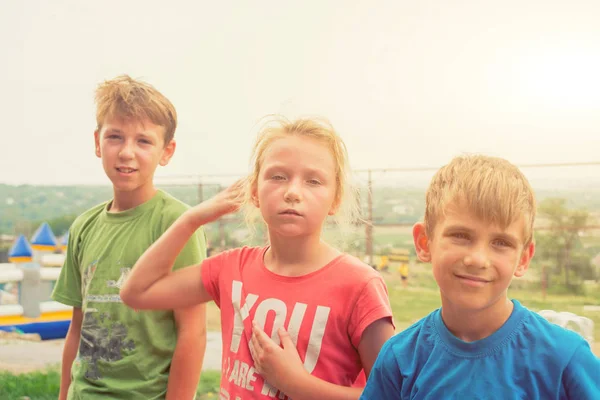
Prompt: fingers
<box><xmin>252</xmin><ymin>321</ymin><xmax>272</xmax><ymax>346</ymax></box>
<box><xmin>248</xmin><ymin>335</ymin><xmax>261</xmax><ymax>373</ymax></box>
<box><xmin>222</xmin><ymin>178</ymin><xmax>247</xmax><ymax>212</ymax></box>
<box><xmin>277</xmin><ymin>327</ymin><xmax>293</xmax><ymax>349</ymax></box>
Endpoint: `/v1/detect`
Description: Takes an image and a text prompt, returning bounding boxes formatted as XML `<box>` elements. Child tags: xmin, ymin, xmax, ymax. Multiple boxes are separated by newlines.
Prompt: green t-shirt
<box><xmin>52</xmin><ymin>190</ymin><xmax>206</xmax><ymax>400</ymax></box>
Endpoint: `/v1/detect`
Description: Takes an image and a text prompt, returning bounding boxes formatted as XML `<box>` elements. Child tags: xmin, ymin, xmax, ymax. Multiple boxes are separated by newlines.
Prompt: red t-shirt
<box><xmin>201</xmin><ymin>246</ymin><xmax>394</xmax><ymax>399</ymax></box>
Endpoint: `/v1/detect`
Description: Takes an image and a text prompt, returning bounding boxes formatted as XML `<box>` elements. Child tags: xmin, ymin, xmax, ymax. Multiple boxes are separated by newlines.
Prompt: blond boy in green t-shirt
<box><xmin>52</xmin><ymin>75</ymin><xmax>207</xmax><ymax>400</ymax></box>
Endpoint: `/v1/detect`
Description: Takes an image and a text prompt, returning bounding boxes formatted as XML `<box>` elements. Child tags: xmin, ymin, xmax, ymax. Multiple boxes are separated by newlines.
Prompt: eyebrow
<box><xmin>493</xmin><ymin>232</ymin><xmax>519</xmax><ymax>244</ymax></box>
<box><xmin>263</xmin><ymin>164</ymin><xmax>330</xmax><ymax>177</ymax></box>
<box><xmin>442</xmin><ymin>225</ymin><xmax>474</xmax><ymax>234</ymax></box>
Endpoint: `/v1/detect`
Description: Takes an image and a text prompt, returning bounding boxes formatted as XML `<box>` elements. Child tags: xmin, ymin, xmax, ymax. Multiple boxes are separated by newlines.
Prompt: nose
<box><xmin>463</xmin><ymin>245</ymin><xmax>490</xmax><ymax>269</ymax></box>
<box><xmin>119</xmin><ymin>140</ymin><xmax>135</xmax><ymax>160</ymax></box>
<box><xmin>284</xmin><ymin>179</ymin><xmax>302</xmax><ymax>203</ymax></box>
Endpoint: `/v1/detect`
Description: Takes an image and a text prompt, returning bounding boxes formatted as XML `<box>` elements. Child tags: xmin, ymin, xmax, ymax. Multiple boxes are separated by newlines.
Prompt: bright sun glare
<box><xmin>515</xmin><ymin>45</ymin><xmax>600</xmax><ymax>110</ymax></box>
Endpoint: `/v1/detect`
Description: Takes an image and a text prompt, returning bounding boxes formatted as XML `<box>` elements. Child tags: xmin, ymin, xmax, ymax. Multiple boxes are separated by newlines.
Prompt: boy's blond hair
<box><xmin>95</xmin><ymin>75</ymin><xmax>177</xmax><ymax>145</ymax></box>
<box><xmin>245</xmin><ymin>116</ymin><xmax>360</xmax><ymax>229</ymax></box>
<box><xmin>425</xmin><ymin>155</ymin><xmax>536</xmax><ymax>245</ymax></box>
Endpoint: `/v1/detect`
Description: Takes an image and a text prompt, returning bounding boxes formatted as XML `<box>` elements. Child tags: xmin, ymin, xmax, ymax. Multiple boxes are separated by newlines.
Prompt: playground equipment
<box><xmin>372</xmin><ymin>248</ymin><xmax>411</xmax><ymax>272</ymax></box>
<box><xmin>388</xmin><ymin>248</ymin><xmax>410</xmax><ymax>264</ymax></box>
<box><xmin>538</xmin><ymin>309</ymin><xmax>595</xmax><ymax>345</ymax></box>
<box><xmin>0</xmin><ymin>224</ymin><xmax>72</xmax><ymax>340</ymax></box>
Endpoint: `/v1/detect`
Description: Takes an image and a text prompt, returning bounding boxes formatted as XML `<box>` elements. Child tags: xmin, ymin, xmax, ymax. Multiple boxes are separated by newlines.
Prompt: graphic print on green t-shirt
<box><xmin>52</xmin><ymin>190</ymin><xmax>206</xmax><ymax>399</ymax></box>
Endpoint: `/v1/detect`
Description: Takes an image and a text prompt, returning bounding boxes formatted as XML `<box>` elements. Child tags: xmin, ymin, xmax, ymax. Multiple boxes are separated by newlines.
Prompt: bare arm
<box><xmin>120</xmin><ymin>181</ymin><xmax>244</xmax><ymax>310</ymax></box>
<box><xmin>287</xmin><ymin>318</ymin><xmax>394</xmax><ymax>400</ymax></box>
<box><xmin>357</xmin><ymin>318</ymin><xmax>395</xmax><ymax>377</ymax></box>
<box><xmin>166</xmin><ymin>304</ymin><xmax>207</xmax><ymax>400</ymax></box>
<box><xmin>59</xmin><ymin>307</ymin><xmax>83</xmax><ymax>400</ymax></box>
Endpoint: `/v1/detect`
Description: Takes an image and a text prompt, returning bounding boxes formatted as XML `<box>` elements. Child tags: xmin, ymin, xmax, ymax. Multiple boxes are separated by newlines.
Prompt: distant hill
<box><xmin>1</xmin><ymin>183</ymin><xmax>599</xmax><ymax>236</ymax></box>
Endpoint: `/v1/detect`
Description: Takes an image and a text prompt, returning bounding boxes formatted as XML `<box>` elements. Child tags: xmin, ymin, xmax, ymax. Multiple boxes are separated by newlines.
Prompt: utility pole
<box><xmin>365</xmin><ymin>169</ymin><xmax>373</xmax><ymax>266</ymax></box>
<box><xmin>218</xmin><ymin>186</ymin><xmax>226</xmax><ymax>247</ymax></box>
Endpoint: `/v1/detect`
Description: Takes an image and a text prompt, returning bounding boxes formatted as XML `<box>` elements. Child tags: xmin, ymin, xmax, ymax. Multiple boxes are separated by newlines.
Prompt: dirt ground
<box><xmin>0</xmin><ymin>331</ymin><xmax>223</xmax><ymax>374</ymax></box>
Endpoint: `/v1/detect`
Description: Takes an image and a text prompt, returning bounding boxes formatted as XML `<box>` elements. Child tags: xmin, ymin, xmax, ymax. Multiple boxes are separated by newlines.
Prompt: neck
<box><xmin>440</xmin><ymin>295</ymin><xmax>513</xmax><ymax>342</ymax></box>
<box><xmin>110</xmin><ymin>184</ymin><xmax>157</xmax><ymax>212</ymax></box>
<box><xmin>265</xmin><ymin>231</ymin><xmax>339</xmax><ymax>277</ymax></box>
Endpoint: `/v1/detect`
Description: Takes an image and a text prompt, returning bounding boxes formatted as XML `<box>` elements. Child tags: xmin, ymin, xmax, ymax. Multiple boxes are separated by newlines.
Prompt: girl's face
<box><xmin>253</xmin><ymin>135</ymin><xmax>338</xmax><ymax>239</ymax></box>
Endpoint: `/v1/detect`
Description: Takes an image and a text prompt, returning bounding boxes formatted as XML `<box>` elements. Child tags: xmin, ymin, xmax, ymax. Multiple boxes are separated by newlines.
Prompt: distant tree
<box><xmin>537</xmin><ymin>198</ymin><xmax>592</xmax><ymax>287</ymax></box>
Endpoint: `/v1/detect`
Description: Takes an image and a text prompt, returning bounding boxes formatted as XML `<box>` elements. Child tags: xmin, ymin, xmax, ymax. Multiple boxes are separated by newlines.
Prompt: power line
<box><xmin>155</xmin><ymin>161</ymin><xmax>600</xmax><ymax>181</ymax></box>
<box><xmin>354</xmin><ymin>161</ymin><xmax>600</xmax><ymax>173</ymax></box>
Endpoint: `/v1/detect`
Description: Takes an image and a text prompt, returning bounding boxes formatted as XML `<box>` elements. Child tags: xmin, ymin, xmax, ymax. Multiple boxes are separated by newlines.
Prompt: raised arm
<box><xmin>120</xmin><ymin>181</ymin><xmax>245</xmax><ymax>310</ymax></box>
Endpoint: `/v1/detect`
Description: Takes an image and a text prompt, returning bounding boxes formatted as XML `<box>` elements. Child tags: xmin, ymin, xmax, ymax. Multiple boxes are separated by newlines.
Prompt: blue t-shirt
<box><xmin>361</xmin><ymin>300</ymin><xmax>600</xmax><ymax>399</ymax></box>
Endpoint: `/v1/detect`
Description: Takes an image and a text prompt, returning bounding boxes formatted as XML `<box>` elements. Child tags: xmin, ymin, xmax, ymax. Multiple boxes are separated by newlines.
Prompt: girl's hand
<box><xmin>249</xmin><ymin>321</ymin><xmax>309</xmax><ymax>392</ymax></box>
<box><xmin>185</xmin><ymin>178</ymin><xmax>246</xmax><ymax>228</ymax></box>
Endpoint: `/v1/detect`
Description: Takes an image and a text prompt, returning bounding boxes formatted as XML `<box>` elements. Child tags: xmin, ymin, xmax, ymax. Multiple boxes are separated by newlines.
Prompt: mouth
<box><xmin>116</xmin><ymin>167</ymin><xmax>138</xmax><ymax>174</ymax></box>
<box><xmin>279</xmin><ymin>209</ymin><xmax>302</xmax><ymax>217</ymax></box>
<box><xmin>455</xmin><ymin>274</ymin><xmax>491</xmax><ymax>285</ymax></box>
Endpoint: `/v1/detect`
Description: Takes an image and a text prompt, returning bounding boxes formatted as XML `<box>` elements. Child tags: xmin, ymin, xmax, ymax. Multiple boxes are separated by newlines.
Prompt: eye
<box><xmin>493</xmin><ymin>239</ymin><xmax>513</xmax><ymax>248</ymax></box>
<box><xmin>107</xmin><ymin>134</ymin><xmax>121</xmax><ymax>140</ymax></box>
<box><xmin>271</xmin><ymin>175</ymin><xmax>285</xmax><ymax>181</ymax></box>
<box><xmin>138</xmin><ymin>139</ymin><xmax>152</xmax><ymax>145</ymax></box>
<box><xmin>449</xmin><ymin>232</ymin><xmax>470</xmax><ymax>241</ymax></box>
<box><xmin>307</xmin><ymin>179</ymin><xmax>322</xmax><ymax>185</ymax></box>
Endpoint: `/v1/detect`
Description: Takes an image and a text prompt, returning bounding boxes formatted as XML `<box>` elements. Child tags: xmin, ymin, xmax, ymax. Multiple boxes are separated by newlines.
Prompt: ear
<box><xmin>514</xmin><ymin>241</ymin><xmax>535</xmax><ymax>277</ymax></box>
<box><xmin>413</xmin><ymin>222</ymin><xmax>432</xmax><ymax>263</ymax></box>
<box><xmin>94</xmin><ymin>130</ymin><xmax>101</xmax><ymax>158</ymax></box>
<box><xmin>251</xmin><ymin>181</ymin><xmax>259</xmax><ymax>207</ymax></box>
<box><xmin>328</xmin><ymin>196</ymin><xmax>341</xmax><ymax>216</ymax></box>
<box><xmin>159</xmin><ymin>139</ymin><xmax>176</xmax><ymax>166</ymax></box>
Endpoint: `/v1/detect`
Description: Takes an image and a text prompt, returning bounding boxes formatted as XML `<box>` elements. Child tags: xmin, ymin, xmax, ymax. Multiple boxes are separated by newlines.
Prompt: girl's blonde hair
<box><xmin>244</xmin><ymin>116</ymin><xmax>360</xmax><ymax>234</ymax></box>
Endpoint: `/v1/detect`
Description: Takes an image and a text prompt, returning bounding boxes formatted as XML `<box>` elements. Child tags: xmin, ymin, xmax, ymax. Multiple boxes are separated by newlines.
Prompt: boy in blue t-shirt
<box><xmin>361</xmin><ymin>155</ymin><xmax>600</xmax><ymax>399</ymax></box>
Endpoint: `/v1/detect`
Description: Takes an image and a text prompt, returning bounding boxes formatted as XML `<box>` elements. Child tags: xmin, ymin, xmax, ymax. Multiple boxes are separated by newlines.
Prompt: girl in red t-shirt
<box><xmin>122</xmin><ymin>117</ymin><xmax>395</xmax><ymax>399</ymax></box>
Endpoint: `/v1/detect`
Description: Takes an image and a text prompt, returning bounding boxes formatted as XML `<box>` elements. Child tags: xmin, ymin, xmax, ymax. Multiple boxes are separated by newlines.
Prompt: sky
<box><xmin>1</xmin><ymin>0</ymin><xmax>599</xmax><ymax>188</ymax></box>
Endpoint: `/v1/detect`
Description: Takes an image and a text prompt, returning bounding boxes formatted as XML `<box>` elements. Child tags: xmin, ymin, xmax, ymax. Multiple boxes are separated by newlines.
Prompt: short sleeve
<box><xmin>563</xmin><ymin>341</ymin><xmax>600</xmax><ymax>398</ymax></box>
<box><xmin>348</xmin><ymin>276</ymin><xmax>395</xmax><ymax>348</ymax></box>
<box><xmin>200</xmin><ymin>250</ymin><xmax>232</xmax><ymax>308</ymax></box>
<box><xmin>360</xmin><ymin>338</ymin><xmax>403</xmax><ymax>399</ymax></box>
<box><xmin>51</xmin><ymin>225</ymin><xmax>83</xmax><ymax>307</ymax></box>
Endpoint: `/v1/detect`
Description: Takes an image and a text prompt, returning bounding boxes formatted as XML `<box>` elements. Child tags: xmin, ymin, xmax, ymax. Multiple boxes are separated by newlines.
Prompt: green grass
<box><xmin>0</xmin><ymin>368</ymin><xmax>60</xmax><ymax>400</ymax></box>
<box><xmin>0</xmin><ymin>370</ymin><xmax>222</xmax><ymax>400</ymax></box>
<box><xmin>196</xmin><ymin>371</ymin><xmax>221</xmax><ymax>399</ymax></box>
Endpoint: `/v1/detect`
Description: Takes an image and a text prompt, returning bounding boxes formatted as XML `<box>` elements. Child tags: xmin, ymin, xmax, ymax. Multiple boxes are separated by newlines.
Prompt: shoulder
<box><xmin>378</xmin><ymin>311</ymin><xmax>437</xmax><ymax>363</ymax></box>
<box><xmin>390</xmin><ymin>311</ymin><xmax>437</xmax><ymax>348</ymax></box>
<box><xmin>69</xmin><ymin>201</ymin><xmax>108</xmax><ymax>237</ymax></box>
<box><xmin>201</xmin><ymin>246</ymin><xmax>263</xmax><ymax>286</ymax></box>
<box><xmin>151</xmin><ymin>190</ymin><xmax>199</xmax><ymax>235</ymax></box>
<box><xmin>206</xmin><ymin>246</ymin><xmax>264</xmax><ymax>265</ymax></box>
<box><xmin>334</xmin><ymin>253</ymin><xmax>382</xmax><ymax>280</ymax></box>
<box><xmin>518</xmin><ymin>307</ymin><xmax>590</xmax><ymax>360</ymax></box>
<box><xmin>155</xmin><ymin>190</ymin><xmax>191</xmax><ymax>220</ymax></box>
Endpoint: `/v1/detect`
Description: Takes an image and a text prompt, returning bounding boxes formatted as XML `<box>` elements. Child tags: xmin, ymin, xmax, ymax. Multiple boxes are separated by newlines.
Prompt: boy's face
<box><xmin>94</xmin><ymin>117</ymin><xmax>175</xmax><ymax>194</ymax></box>
<box><xmin>413</xmin><ymin>204</ymin><xmax>535</xmax><ymax>312</ymax></box>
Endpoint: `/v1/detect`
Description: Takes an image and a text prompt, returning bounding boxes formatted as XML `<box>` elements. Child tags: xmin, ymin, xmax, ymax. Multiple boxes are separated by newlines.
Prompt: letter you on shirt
<box><xmin>223</xmin><ymin>280</ymin><xmax>331</xmax><ymax>398</ymax></box>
